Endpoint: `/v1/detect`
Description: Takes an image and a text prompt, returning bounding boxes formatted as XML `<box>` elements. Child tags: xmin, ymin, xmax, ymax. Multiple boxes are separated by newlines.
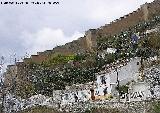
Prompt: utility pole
<box><xmin>115</xmin><ymin>50</ymin><xmax>120</xmax><ymax>102</ymax></box>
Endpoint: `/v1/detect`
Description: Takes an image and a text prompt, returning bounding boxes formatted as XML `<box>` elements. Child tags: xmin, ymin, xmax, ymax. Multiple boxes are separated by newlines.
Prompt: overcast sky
<box><xmin>0</xmin><ymin>0</ymin><xmax>154</xmax><ymax>69</ymax></box>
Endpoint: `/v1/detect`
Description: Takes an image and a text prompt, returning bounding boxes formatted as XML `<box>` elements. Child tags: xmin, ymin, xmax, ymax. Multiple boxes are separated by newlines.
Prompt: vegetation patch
<box><xmin>83</xmin><ymin>107</ymin><xmax>123</xmax><ymax>113</ymax></box>
<box><xmin>18</xmin><ymin>106</ymin><xmax>66</xmax><ymax>113</ymax></box>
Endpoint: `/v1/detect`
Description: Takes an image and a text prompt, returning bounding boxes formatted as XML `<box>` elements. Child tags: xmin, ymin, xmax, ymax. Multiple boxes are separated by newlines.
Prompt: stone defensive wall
<box><xmin>5</xmin><ymin>0</ymin><xmax>160</xmax><ymax>74</ymax></box>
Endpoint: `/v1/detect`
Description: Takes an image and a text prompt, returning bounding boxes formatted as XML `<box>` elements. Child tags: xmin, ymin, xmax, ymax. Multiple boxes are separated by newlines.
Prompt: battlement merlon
<box><xmin>85</xmin><ymin>29</ymin><xmax>97</xmax><ymax>36</ymax></box>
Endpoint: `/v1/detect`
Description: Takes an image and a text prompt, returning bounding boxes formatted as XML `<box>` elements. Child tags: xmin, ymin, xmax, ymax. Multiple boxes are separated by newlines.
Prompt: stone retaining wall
<box><xmin>60</xmin><ymin>99</ymin><xmax>160</xmax><ymax>113</ymax></box>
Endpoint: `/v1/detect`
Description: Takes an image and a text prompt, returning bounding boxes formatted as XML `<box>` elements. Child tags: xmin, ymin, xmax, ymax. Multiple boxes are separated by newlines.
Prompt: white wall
<box><xmin>96</xmin><ymin>74</ymin><xmax>112</xmax><ymax>96</ymax></box>
<box><xmin>112</xmin><ymin>58</ymin><xmax>140</xmax><ymax>84</ymax></box>
<box><xmin>61</xmin><ymin>89</ymin><xmax>91</xmax><ymax>105</ymax></box>
<box><xmin>95</xmin><ymin>57</ymin><xmax>141</xmax><ymax>97</ymax></box>
<box><xmin>129</xmin><ymin>82</ymin><xmax>151</xmax><ymax>101</ymax></box>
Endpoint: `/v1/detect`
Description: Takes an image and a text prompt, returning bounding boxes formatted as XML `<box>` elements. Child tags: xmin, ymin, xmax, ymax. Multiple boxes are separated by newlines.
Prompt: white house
<box><xmin>106</xmin><ymin>48</ymin><xmax>117</xmax><ymax>54</ymax></box>
<box><xmin>98</xmin><ymin>48</ymin><xmax>117</xmax><ymax>59</ymax></box>
<box><xmin>146</xmin><ymin>28</ymin><xmax>158</xmax><ymax>34</ymax></box>
<box><xmin>94</xmin><ymin>57</ymin><xmax>141</xmax><ymax>100</ymax></box>
<box><xmin>58</xmin><ymin>57</ymin><xmax>141</xmax><ymax>103</ymax></box>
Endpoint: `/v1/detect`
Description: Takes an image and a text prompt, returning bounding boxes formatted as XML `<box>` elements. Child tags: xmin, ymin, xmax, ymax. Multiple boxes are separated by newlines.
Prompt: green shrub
<box><xmin>152</xmin><ymin>101</ymin><xmax>160</xmax><ymax>113</ymax></box>
<box><xmin>116</xmin><ymin>85</ymin><xmax>129</xmax><ymax>95</ymax></box>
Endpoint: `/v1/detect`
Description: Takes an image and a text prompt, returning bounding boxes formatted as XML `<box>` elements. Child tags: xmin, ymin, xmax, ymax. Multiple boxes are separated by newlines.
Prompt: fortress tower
<box><xmin>85</xmin><ymin>29</ymin><xmax>97</xmax><ymax>51</ymax></box>
<box><xmin>141</xmin><ymin>3</ymin><xmax>149</xmax><ymax>21</ymax></box>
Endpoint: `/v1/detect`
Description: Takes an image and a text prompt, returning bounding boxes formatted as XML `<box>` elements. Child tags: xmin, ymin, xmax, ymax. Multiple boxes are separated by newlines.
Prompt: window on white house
<box><xmin>95</xmin><ymin>90</ymin><xmax>99</xmax><ymax>95</ymax></box>
<box><xmin>81</xmin><ymin>92</ymin><xmax>87</xmax><ymax>98</ymax></box>
<box><xmin>100</xmin><ymin>76</ymin><xmax>106</xmax><ymax>84</ymax></box>
<box><xmin>103</xmin><ymin>87</ymin><xmax>108</xmax><ymax>95</ymax></box>
<box><xmin>64</xmin><ymin>94</ymin><xmax>69</xmax><ymax>100</ymax></box>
